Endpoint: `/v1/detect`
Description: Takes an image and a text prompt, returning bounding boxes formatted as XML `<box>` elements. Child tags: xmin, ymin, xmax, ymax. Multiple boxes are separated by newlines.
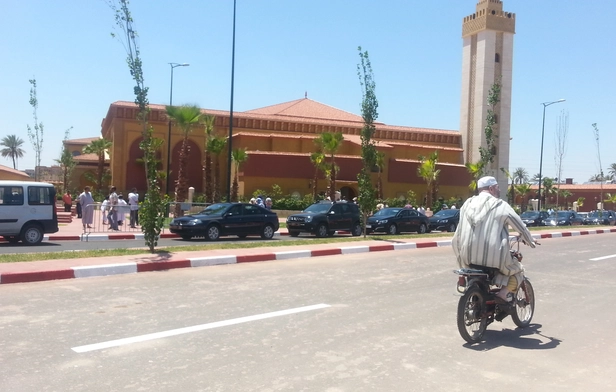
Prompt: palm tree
<box><xmin>515</xmin><ymin>183</ymin><xmax>531</xmax><ymax>211</ymax></box>
<box><xmin>501</xmin><ymin>168</ymin><xmax>516</xmax><ymax>205</ymax></box>
<box><xmin>315</xmin><ymin>132</ymin><xmax>344</xmax><ymax>200</ymax></box>
<box><xmin>83</xmin><ymin>138</ymin><xmax>112</xmax><ymax>193</ymax></box>
<box><xmin>376</xmin><ymin>151</ymin><xmax>386</xmax><ymax>199</ymax></box>
<box><xmin>542</xmin><ymin>177</ymin><xmax>557</xmax><ymax>209</ymax></box>
<box><xmin>201</xmin><ymin>114</ymin><xmax>216</xmax><ymax>202</ymax></box>
<box><xmin>0</xmin><ymin>135</ymin><xmax>26</xmax><ymax>169</ymax></box>
<box><xmin>560</xmin><ymin>189</ymin><xmax>572</xmax><ymax>210</ymax></box>
<box><xmin>310</xmin><ymin>150</ymin><xmax>326</xmax><ymax>201</ymax></box>
<box><xmin>604</xmin><ymin>193</ymin><xmax>616</xmax><ymax>209</ymax></box>
<box><xmin>589</xmin><ymin>173</ymin><xmax>603</xmax><ymax>182</ymax></box>
<box><xmin>465</xmin><ymin>161</ymin><xmax>484</xmax><ymax>193</ymax></box>
<box><xmin>208</xmin><ymin>136</ymin><xmax>227</xmax><ymax>202</ymax></box>
<box><xmin>417</xmin><ymin>151</ymin><xmax>440</xmax><ymax>208</ymax></box>
<box><xmin>231</xmin><ymin>148</ymin><xmax>248</xmax><ymax>202</ymax></box>
<box><xmin>531</xmin><ymin>173</ymin><xmax>541</xmax><ymax>185</ymax></box>
<box><xmin>513</xmin><ymin>167</ymin><xmax>529</xmax><ymax>184</ymax></box>
<box><xmin>165</xmin><ymin>105</ymin><xmax>203</xmax><ymax>208</ymax></box>
<box><xmin>608</xmin><ymin>163</ymin><xmax>616</xmax><ymax>180</ymax></box>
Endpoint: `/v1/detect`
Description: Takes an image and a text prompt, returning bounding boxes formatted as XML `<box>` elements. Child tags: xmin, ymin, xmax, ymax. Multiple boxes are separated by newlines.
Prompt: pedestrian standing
<box><xmin>128</xmin><ymin>187</ymin><xmax>139</xmax><ymax>228</ymax></box>
<box><xmin>78</xmin><ymin>186</ymin><xmax>95</xmax><ymax>229</ymax></box>
<box><xmin>108</xmin><ymin>186</ymin><xmax>119</xmax><ymax>231</ymax></box>
<box><xmin>63</xmin><ymin>191</ymin><xmax>72</xmax><ymax>212</ymax></box>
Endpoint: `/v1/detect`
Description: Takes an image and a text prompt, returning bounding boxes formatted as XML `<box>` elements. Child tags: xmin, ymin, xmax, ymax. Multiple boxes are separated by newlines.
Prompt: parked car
<box><xmin>519</xmin><ymin>211</ymin><xmax>550</xmax><ymax>227</ymax></box>
<box><xmin>169</xmin><ymin>202</ymin><xmax>279</xmax><ymax>241</ymax></box>
<box><xmin>428</xmin><ymin>209</ymin><xmax>460</xmax><ymax>232</ymax></box>
<box><xmin>583</xmin><ymin>210</ymin><xmax>616</xmax><ymax>225</ymax></box>
<box><xmin>0</xmin><ymin>180</ymin><xmax>59</xmax><ymax>245</ymax></box>
<box><xmin>577</xmin><ymin>212</ymin><xmax>589</xmax><ymax>223</ymax></box>
<box><xmin>544</xmin><ymin>210</ymin><xmax>584</xmax><ymax>226</ymax></box>
<box><xmin>366</xmin><ymin>207</ymin><xmax>430</xmax><ymax>235</ymax></box>
<box><xmin>286</xmin><ymin>201</ymin><xmax>362</xmax><ymax>237</ymax></box>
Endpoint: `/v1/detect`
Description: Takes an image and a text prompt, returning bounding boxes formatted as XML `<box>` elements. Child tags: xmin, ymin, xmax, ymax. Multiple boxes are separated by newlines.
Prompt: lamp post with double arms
<box><xmin>165</xmin><ymin>62</ymin><xmax>190</xmax><ymax>196</ymax></box>
<box><xmin>537</xmin><ymin>99</ymin><xmax>565</xmax><ymax>212</ymax></box>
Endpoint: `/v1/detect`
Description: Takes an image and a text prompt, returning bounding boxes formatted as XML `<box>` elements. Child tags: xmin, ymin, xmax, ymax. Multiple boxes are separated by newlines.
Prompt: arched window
<box><xmin>72</xmin><ymin>151</ymin><xmax>81</xmax><ymax>157</ymax></box>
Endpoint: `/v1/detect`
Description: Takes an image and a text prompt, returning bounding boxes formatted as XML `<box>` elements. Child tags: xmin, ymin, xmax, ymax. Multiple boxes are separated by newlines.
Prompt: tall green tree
<box><xmin>83</xmin><ymin>138</ymin><xmax>112</xmax><ymax>194</ymax></box>
<box><xmin>478</xmin><ymin>79</ymin><xmax>501</xmax><ymax>177</ymax></box>
<box><xmin>310</xmin><ymin>150</ymin><xmax>326</xmax><ymax>201</ymax></box>
<box><xmin>315</xmin><ymin>131</ymin><xmax>344</xmax><ymax>201</ymax></box>
<box><xmin>231</xmin><ymin>148</ymin><xmax>248</xmax><ymax>202</ymax></box>
<box><xmin>560</xmin><ymin>189</ymin><xmax>572</xmax><ymax>210</ymax></box>
<box><xmin>109</xmin><ymin>0</ymin><xmax>166</xmax><ymax>252</ymax></box>
<box><xmin>515</xmin><ymin>183</ymin><xmax>531</xmax><ymax>211</ymax></box>
<box><xmin>202</xmin><ymin>114</ymin><xmax>216</xmax><ymax>202</ymax></box>
<box><xmin>376</xmin><ymin>151</ymin><xmax>385</xmax><ymax>200</ymax></box>
<box><xmin>55</xmin><ymin>127</ymin><xmax>75</xmax><ymax>194</ymax></box>
<box><xmin>165</xmin><ymin>104</ymin><xmax>203</xmax><ymax>210</ymax></box>
<box><xmin>417</xmin><ymin>151</ymin><xmax>440</xmax><ymax>208</ymax></box>
<box><xmin>0</xmin><ymin>135</ymin><xmax>26</xmax><ymax>169</ymax></box>
<box><xmin>27</xmin><ymin>78</ymin><xmax>44</xmax><ymax>181</ymax></box>
<box><xmin>209</xmin><ymin>136</ymin><xmax>227</xmax><ymax>202</ymax></box>
<box><xmin>356</xmin><ymin>46</ymin><xmax>379</xmax><ymax>237</ymax></box>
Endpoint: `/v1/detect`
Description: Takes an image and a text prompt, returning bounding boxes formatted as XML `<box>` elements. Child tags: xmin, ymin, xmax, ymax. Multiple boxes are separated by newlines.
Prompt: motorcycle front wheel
<box><xmin>457</xmin><ymin>286</ymin><xmax>488</xmax><ymax>343</ymax></box>
<box><xmin>511</xmin><ymin>278</ymin><xmax>535</xmax><ymax>328</ymax></box>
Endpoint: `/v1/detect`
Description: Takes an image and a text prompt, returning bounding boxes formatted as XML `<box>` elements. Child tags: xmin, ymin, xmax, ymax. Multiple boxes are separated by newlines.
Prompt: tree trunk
<box><xmin>204</xmin><ymin>151</ymin><xmax>213</xmax><ymax>203</ymax></box>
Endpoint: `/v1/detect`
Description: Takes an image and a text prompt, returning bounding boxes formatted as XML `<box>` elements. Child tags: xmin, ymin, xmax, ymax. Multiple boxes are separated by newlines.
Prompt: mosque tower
<box><xmin>460</xmin><ymin>0</ymin><xmax>515</xmax><ymax>193</ymax></box>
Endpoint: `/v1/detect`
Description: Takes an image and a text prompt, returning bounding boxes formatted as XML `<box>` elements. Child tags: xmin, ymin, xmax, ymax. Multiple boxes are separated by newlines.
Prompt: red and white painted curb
<box><xmin>1</xmin><ymin>228</ymin><xmax>614</xmax><ymax>285</ymax></box>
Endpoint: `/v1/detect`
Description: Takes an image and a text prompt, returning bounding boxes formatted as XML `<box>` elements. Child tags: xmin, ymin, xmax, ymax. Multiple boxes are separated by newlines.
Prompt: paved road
<box><xmin>1</xmin><ymin>234</ymin><xmax>615</xmax><ymax>391</ymax></box>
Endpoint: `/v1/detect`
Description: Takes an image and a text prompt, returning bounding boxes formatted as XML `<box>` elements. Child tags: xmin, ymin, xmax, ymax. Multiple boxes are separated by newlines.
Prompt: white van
<box><xmin>0</xmin><ymin>181</ymin><xmax>59</xmax><ymax>245</ymax></box>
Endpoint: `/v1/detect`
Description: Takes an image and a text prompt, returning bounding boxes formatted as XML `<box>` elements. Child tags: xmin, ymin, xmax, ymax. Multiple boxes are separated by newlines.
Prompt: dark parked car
<box><xmin>169</xmin><ymin>202</ymin><xmax>279</xmax><ymax>241</ymax></box>
<box><xmin>544</xmin><ymin>210</ymin><xmax>584</xmax><ymax>226</ymax></box>
<box><xmin>286</xmin><ymin>201</ymin><xmax>362</xmax><ymax>237</ymax></box>
<box><xmin>428</xmin><ymin>209</ymin><xmax>460</xmax><ymax>232</ymax></box>
<box><xmin>366</xmin><ymin>207</ymin><xmax>430</xmax><ymax>235</ymax></box>
<box><xmin>519</xmin><ymin>211</ymin><xmax>550</xmax><ymax>227</ymax></box>
<box><xmin>583</xmin><ymin>210</ymin><xmax>616</xmax><ymax>225</ymax></box>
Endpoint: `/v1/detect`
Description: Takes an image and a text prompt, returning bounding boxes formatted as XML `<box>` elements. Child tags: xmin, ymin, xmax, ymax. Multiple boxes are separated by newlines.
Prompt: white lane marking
<box><xmin>72</xmin><ymin>303</ymin><xmax>330</xmax><ymax>353</ymax></box>
<box><xmin>589</xmin><ymin>254</ymin><xmax>616</xmax><ymax>261</ymax></box>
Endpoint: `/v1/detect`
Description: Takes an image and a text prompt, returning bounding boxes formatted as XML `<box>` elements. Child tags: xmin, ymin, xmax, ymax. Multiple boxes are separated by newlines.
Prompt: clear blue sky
<box><xmin>1</xmin><ymin>0</ymin><xmax>614</xmax><ymax>183</ymax></box>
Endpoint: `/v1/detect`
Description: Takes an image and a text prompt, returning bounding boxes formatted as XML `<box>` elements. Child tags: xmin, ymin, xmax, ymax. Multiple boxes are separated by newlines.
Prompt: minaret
<box><xmin>459</xmin><ymin>0</ymin><xmax>515</xmax><ymax>193</ymax></box>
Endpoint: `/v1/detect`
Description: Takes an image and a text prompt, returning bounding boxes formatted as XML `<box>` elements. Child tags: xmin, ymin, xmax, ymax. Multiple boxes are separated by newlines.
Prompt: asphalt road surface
<box><xmin>1</xmin><ymin>234</ymin><xmax>615</xmax><ymax>391</ymax></box>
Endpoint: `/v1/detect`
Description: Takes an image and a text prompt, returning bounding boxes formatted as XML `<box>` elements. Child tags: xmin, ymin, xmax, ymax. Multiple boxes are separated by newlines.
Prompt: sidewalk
<box><xmin>1</xmin><ymin>218</ymin><xmax>614</xmax><ymax>285</ymax></box>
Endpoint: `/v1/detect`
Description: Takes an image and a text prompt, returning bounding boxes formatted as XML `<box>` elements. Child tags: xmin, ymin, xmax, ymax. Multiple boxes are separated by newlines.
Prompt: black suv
<box><xmin>286</xmin><ymin>201</ymin><xmax>362</xmax><ymax>237</ymax></box>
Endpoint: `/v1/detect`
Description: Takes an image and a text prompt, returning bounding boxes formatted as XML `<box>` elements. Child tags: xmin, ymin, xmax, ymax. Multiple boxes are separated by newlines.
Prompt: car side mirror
<box><xmin>329</xmin><ymin>211</ymin><xmax>335</xmax><ymax>215</ymax></box>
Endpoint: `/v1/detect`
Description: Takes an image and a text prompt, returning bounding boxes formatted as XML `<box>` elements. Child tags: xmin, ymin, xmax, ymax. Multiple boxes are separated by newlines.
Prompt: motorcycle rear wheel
<box><xmin>457</xmin><ymin>286</ymin><xmax>488</xmax><ymax>343</ymax></box>
<box><xmin>511</xmin><ymin>278</ymin><xmax>535</xmax><ymax>328</ymax></box>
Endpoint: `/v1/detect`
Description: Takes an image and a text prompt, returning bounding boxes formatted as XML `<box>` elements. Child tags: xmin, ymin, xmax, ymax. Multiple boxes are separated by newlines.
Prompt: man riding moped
<box><xmin>452</xmin><ymin>176</ymin><xmax>537</xmax><ymax>304</ymax></box>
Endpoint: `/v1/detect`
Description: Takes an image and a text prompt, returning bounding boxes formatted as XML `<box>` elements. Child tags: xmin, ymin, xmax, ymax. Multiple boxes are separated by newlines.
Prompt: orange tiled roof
<box><xmin>0</xmin><ymin>164</ymin><xmax>32</xmax><ymax>179</ymax></box>
<box><xmin>74</xmin><ymin>153</ymin><xmax>101</xmax><ymax>163</ymax></box>
<box><xmin>65</xmin><ymin>137</ymin><xmax>101</xmax><ymax>145</ymax></box>
<box><xmin>245</xmin><ymin>98</ymin><xmax>365</xmax><ymax>123</ymax></box>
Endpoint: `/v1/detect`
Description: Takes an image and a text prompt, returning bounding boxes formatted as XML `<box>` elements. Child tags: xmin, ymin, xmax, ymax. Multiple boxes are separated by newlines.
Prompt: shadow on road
<box><xmin>463</xmin><ymin>323</ymin><xmax>562</xmax><ymax>351</ymax></box>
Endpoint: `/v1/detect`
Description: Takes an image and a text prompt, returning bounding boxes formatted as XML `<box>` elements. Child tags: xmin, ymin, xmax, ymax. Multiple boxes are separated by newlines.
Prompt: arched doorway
<box><xmin>340</xmin><ymin>186</ymin><xmax>356</xmax><ymax>202</ymax></box>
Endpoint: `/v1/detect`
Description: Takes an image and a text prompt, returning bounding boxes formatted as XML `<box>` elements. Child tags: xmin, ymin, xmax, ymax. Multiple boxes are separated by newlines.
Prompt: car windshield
<box><xmin>303</xmin><ymin>203</ymin><xmax>332</xmax><ymax>214</ymax></box>
<box><xmin>434</xmin><ymin>209</ymin><xmax>457</xmax><ymax>218</ymax></box>
<box><xmin>198</xmin><ymin>203</ymin><xmax>229</xmax><ymax>216</ymax></box>
<box><xmin>555</xmin><ymin>211</ymin><xmax>570</xmax><ymax>218</ymax></box>
<box><xmin>520</xmin><ymin>211</ymin><xmax>539</xmax><ymax>219</ymax></box>
<box><xmin>373</xmin><ymin>208</ymin><xmax>401</xmax><ymax>217</ymax></box>
<box><xmin>589</xmin><ymin>211</ymin><xmax>608</xmax><ymax>218</ymax></box>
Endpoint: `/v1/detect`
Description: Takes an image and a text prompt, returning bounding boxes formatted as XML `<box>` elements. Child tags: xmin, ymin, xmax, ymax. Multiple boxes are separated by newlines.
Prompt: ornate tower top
<box><xmin>462</xmin><ymin>0</ymin><xmax>515</xmax><ymax>37</ymax></box>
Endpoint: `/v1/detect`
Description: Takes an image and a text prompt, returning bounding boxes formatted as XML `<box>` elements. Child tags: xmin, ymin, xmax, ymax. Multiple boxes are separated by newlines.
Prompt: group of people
<box><xmin>66</xmin><ymin>186</ymin><xmax>140</xmax><ymax>231</ymax></box>
<box><xmin>249</xmin><ymin>195</ymin><xmax>273</xmax><ymax>210</ymax></box>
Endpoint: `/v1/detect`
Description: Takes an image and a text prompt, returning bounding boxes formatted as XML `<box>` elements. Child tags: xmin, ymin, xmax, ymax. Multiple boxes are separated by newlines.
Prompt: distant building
<box><xmin>0</xmin><ymin>164</ymin><xmax>33</xmax><ymax>181</ymax></box>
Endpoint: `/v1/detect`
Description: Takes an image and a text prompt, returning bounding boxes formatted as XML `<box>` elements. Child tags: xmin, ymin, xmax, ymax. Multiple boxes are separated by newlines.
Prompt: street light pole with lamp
<box><xmin>537</xmin><ymin>98</ymin><xmax>565</xmax><ymax>212</ymax></box>
<box><xmin>165</xmin><ymin>62</ymin><xmax>190</xmax><ymax>196</ymax></box>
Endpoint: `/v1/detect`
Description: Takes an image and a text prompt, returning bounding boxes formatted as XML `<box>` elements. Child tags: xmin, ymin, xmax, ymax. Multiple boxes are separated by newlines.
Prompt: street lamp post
<box><xmin>166</xmin><ymin>62</ymin><xmax>190</xmax><ymax>196</ymax></box>
<box><xmin>226</xmin><ymin>0</ymin><xmax>237</xmax><ymax>202</ymax></box>
<box><xmin>537</xmin><ymin>99</ymin><xmax>565</xmax><ymax>212</ymax></box>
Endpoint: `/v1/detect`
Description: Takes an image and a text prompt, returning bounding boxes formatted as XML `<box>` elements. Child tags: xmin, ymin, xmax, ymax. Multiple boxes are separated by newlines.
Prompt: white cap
<box><xmin>477</xmin><ymin>176</ymin><xmax>498</xmax><ymax>189</ymax></box>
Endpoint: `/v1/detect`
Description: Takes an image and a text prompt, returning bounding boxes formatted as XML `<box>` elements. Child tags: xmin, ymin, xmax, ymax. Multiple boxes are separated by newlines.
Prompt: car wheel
<box><xmin>289</xmin><ymin>230</ymin><xmax>300</xmax><ymax>237</ymax></box>
<box><xmin>316</xmin><ymin>223</ymin><xmax>329</xmax><ymax>238</ymax></box>
<box><xmin>387</xmin><ymin>224</ymin><xmax>398</xmax><ymax>235</ymax></box>
<box><xmin>447</xmin><ymin>223</ymin><xmax>457</xmax><ymax>232</ymax></box>
<box><xmin>206</xmin><ymin>225</ymin><xmax>220</xmax><ymax>241</ymax></box>
<box><xmin>180</xmin><ymin>234</ymin><xmax>193</xmax><ymax>240</ymax></box>
<box><xmin>352</xmin><ymin>222</ymin><xmax>362</xmax><ymax>236</ymax></box>
<box><xmin>261</xmin><ymin>224</ymin><xmax>275</xmax><ymax>240</ymax></box>
<box><xmin>20</xmin><ymin>223</ymin><xmax>43</xmax><ymax>245</ymax></box>
<box><xmin>417</xmin><ymin>223</ymin><xmax>427</xmax><ymax>234</ymax></box>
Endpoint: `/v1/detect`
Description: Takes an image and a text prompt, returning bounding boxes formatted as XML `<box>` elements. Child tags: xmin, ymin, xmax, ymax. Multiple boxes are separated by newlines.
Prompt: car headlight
<box><xmin>377</xmin><ymin>219</ymin><xmax>388</xmax><ymax>224</ymax></box>
<box><xmin>305</xmin><ymin>215</ymin><xmax>312</xmax><ymax>223</ymax></box>
<box><xmin>438</xmin><ymin>219</ymin><xmax>447</xmax><ymax>223</ymax></box>
<box><xmin>186</xmin><ymin>219</ymin><xmax>201</xmax><ymax>226</ymax></box>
